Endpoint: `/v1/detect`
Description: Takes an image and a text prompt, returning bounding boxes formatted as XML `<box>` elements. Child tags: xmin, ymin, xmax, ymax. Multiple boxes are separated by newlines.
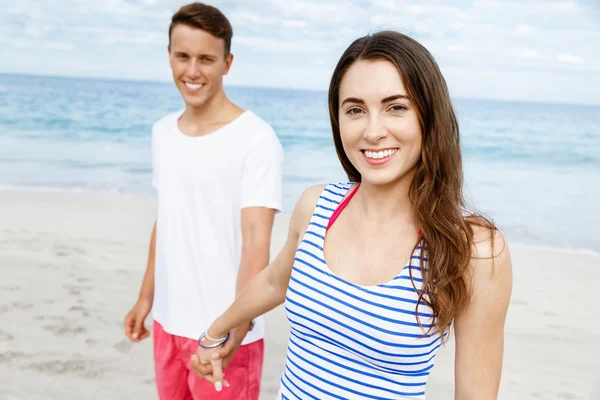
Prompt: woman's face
<box><xmin>338</xmin><ymin>59</ymin><xmax>422</xmax><ymax>186</ymax></box>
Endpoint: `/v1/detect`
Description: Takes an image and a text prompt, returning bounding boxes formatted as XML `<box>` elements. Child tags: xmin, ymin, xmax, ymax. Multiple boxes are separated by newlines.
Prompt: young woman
<box><xmin>191</xmin><ymin>30</ymin><xmax>512</xmax><ymax>399</ymax></box>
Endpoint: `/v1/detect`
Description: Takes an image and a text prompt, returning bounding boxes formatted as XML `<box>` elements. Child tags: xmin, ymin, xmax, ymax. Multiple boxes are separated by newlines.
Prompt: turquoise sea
<box><xmin>1</xmin><ymin>73</ymin><xmax>599</xmax><ymax>252</ymax></box>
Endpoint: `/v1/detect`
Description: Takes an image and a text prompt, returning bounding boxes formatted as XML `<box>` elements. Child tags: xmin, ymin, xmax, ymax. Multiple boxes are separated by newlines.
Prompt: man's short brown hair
<box><xmin>169</xmin><ymin>2</ymin><xmax>233</xmax><ymax>55</ymax></box>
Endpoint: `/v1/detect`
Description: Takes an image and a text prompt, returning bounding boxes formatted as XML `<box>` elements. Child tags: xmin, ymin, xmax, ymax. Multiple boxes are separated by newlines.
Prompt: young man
<box><xmin>124</xmin><ymin>3</ymin><xmax>283</xmax><ymax>399</ymax></box>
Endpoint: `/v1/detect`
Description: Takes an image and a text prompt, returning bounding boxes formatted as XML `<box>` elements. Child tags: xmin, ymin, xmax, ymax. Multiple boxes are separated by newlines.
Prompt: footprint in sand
<box><xmin>54</xmin><ymin>244</ymin><xmax>86</xmax><ymax>258</ymax></box>
<box><xmin>25</xmin><ymin>359</ymin><xmax>103</xmax><ymax>378</ymax></box>
<box><xmin>43</xmin><ymin>321</ymin><xmax>86</xmax><ymax>336</ymax></box>
<box><xmin>69</xmin><ymin>305</ymin><xmax>91</xmax><ymax>317</ymax></box>
<box><xmin>0</xmin><ymin>351</ymin><xmax>26</xmax><ymax>364</ymax></box>
<box><xmin>2</xmin><ymin>302</ymin><xmax>35</xmax><ymax>313</ymax></box>
<box><xmin>64</xmin><ymin>285</ymin><xmax>81</xmax><ymax>296</ymax></box>
<box><xmin>33</xmin><ymin>315</ymin><xmax>64</xmax><ymax>321</ymax></box>
<box><xmin>1</xmin><ymin>285</ymin><xmax>20</xmax><ymax>292</ymax></box>
<box><xmin>0</xmin><ymin>330</ymin><xmax>14</xmax><ymax>342</ymax></box>
<box><xmin>112</xmin><ymin>338</ymin><xmax>133</xmax><ymax>353</ymax></box>
<box><xmin>63</xmin><ymin>284</ymin><xmax>92</xmax><ymax>297</ymax></box>
<box><xmin>557</xmin><ymin>392</ymin><xmax>577</xmax><ymax>399</ymax></box>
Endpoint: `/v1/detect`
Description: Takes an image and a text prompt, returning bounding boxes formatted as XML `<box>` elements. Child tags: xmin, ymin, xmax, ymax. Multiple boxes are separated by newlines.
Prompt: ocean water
<box><xmin>1</xmin><ymin>73</ymin><xmax>599</xmax><ymax>252</ymax></box>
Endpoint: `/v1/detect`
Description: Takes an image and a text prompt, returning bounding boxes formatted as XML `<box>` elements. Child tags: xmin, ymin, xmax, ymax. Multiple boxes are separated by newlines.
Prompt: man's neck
<box><xmin>184</xmin><ymin>90</ymin><xmax>234</xmax><ymax>125</ymax></box>
<box><xmin>178</xmin><ymin>90</ymin><xmax>245</xmax><ymax>137</ymax></box>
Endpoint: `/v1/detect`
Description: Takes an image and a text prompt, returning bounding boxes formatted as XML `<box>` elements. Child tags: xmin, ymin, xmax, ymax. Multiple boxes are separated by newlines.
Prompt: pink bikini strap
<box><xmin>325</xmin><ymin>184</ymin><xmax>424</xmax><ymax>238</ymax></box>
<box><xmin>326</xmin><ymin>184</ymin><xmax>360</xmax><ymax>232</ymax></box>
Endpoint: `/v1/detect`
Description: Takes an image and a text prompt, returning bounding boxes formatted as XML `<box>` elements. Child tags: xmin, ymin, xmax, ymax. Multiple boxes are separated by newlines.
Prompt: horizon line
<box><xmin>1</xmin><ymin>71</ymin><xmax>599</xmax><ymax>108</ymax></box>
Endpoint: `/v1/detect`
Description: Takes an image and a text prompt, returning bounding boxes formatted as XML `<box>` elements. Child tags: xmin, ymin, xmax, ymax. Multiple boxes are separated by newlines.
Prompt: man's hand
<box><xmin>124</xmin><ymin>299</ymin><xmax>152</xmax><ymax>342</ymax></box>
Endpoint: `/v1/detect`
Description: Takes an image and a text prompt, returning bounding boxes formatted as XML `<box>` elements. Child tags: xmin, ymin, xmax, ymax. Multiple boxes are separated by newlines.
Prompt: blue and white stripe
<box><xmin>278</xmin><ymin>182</ymin><xmax>442</xmax><ymax>400</ymax></box>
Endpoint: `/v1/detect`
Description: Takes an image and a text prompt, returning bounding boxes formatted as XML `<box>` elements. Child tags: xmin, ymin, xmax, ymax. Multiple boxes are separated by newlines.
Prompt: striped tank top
<box><xmin>279</xmin><ymin>182</ymin><xmax>443</xmax><ymax>400</ymax></box>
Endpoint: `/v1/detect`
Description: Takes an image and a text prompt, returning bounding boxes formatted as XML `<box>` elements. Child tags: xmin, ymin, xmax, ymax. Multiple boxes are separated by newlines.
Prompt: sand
<box><xmin>0</xmin><ymin>190</ymin><xmax>599</xmax><ymax>399</ymax></box>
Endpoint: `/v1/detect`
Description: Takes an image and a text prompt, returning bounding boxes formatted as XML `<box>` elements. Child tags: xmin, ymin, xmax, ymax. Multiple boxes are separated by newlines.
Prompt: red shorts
<box><xmin>153</xmin><ymin>320</ymin><xmax>264</xmax><ymax>400</ymax></box>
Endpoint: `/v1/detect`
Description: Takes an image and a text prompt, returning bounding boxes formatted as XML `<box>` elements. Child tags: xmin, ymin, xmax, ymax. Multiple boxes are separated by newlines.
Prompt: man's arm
<box><xmin>237</xmin><ymin>207</ymin><xmax>276</xmax><ymax>297</ymax></box>
<box><xmin>124</xmin><ymin>221</ymin><xmax>156</xmax><ymax>342</ymax></box>
<box><xmin>216</xmin><ymin>207</ymin><xmax>275</xmax><ymax>366</ymax></box>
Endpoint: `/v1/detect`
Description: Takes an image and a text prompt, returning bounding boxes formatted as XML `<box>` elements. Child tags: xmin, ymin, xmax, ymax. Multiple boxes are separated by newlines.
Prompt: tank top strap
<box><xmin>307</xmin><ymin>182</ymin><xmax>354</xmax><ymax>234</ymax></box>
<box><xmin>326</xmin><ymin>183</ymin><xmax>360</xmax><ymax>231</ymax></box>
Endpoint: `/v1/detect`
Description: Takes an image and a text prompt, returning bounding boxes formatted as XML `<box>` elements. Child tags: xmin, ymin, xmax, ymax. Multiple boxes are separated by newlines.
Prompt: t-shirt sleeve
<box><xmin>151</xmin><ymin>128</ymin><xmax>158</xmax><ymax>190</ymax></box>
<box><xmin>240</xmin><ymin>130</ymin><xmax>284</xmax><ymax>212</ymax></box>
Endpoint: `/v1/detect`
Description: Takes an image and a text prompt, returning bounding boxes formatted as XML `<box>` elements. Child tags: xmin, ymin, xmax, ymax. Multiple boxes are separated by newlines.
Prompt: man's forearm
<box><xmin>138</xmin><ymin>222</ymin><xmax>157</xmax><ymax>303</ymax></box>
<box><xmin>235</xmin><ymin>241</ymin><xmax>270</xmax><ymax>297</ymax></box>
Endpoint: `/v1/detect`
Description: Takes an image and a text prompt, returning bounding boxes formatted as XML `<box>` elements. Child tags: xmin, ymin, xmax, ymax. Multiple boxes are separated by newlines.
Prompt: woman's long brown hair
<box><xmin>328</xmin><ymin>31</ymin><xmax>496</xmax><ymax>338</ymax></box>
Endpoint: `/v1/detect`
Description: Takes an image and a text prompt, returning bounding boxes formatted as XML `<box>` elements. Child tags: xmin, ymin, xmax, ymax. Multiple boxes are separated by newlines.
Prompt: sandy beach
<box><xmin>0</xmin><ymin>190</ymin><xmax>599</xmax><ymax>400</ymax></box>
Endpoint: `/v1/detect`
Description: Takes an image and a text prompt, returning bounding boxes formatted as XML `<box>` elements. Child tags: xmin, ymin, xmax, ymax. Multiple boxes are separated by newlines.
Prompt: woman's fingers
<box><xmin>211</xmin><ymin>355</ymin><xmax>224</xmax><ymax>392</ymax></box>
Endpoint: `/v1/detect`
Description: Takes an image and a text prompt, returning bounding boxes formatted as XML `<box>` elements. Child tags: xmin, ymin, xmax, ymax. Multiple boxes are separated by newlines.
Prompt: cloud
<box><xmin>236</xmin><ymin>36</ymin><xmax>323</xmax><ymax>52</ymax></box>
<box><xmin>0</xmin><ymin>0</ymin><xmax>599</xmax><ymax>105</ymax></box>
<box><xmin>514</xmin><ymin>49</ymin><xmax>544</xmax><ymax>59</ymax></box>
<box><xmin>282</xmin><ymin>20</ymin><xmax>308</xmax><ymax>29</ymax></box>
<box><xmin>42</xmin><ymin>42</ymin><xmax>75</xmax><ymax>50</ymax></box>
<box><xmin>414</xmin><ymin>21</ymin><xmax>430</xmax><ymax>35</ymax></box>
<box><xmin>448</xmin><ymin>44</ymin><xmax>465</xmax><ymax>52</ymax></box>
<box><xmin>557</xmin><ymin>53</ymin><xmax>585</xmax><ymax>64</ymax></box>
<box><xmin>515</xmin><ymin>24</ymin><xmax>533</xmax><ymax>35</ymax></box>
<box><xmin>229</xmin><ymin>11</ymin><xmax>308</xmax><ymax>29</ymax></box>
<box><xmin>371</xmin><ymin>0</ymin><xmax>467</xmax><ymax>19</ymax></box>
<box><xmin>474</xmin><ymin>0</ymin><xmax>580</xmax><ymax>15</ymax></box>
<box><xmin>444</xmin><ymin>67</ymin><xmax>469</xmax><ymax>76</ymax></box>
<box><xmin>0</xmin><ymin>36</ymin><xmax>74</xmax><ymax>51</ymax></box>
<box><xmin>229</xmin><ymin>11</ymin><xmax>278</xmax><ymax>26</ymax></box>
<box><xmin>269</xmin><ymin>0</ymin><xmax>364</xmax><ymax>23</ymax></box>
<box><xmin>405</xmin><ymin>4</ymin><xmax>468</xmax><ymax>19</ymax></box>
<box><xmin>369</xmin><ymin>1</ymin><xmax>467</xmax><ymax>39</ymax></box>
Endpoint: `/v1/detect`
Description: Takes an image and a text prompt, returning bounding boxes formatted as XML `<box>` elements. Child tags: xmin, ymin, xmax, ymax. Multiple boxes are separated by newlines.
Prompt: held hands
<box><xmin>191</xmin><ymin>324</ymin><xmax>250</xmax><ymax>392</ymax></box>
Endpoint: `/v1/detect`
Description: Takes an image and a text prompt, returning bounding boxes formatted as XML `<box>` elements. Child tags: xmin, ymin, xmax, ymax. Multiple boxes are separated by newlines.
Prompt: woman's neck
<box><xmin>354</xmin><ymin>171</ymin><xmax>416</xmax><ymax>225</ymax></box>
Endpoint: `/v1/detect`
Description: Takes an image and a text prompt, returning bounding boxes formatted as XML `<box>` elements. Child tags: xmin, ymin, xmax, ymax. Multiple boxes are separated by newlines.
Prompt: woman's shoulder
<box><xmin>468</xmin><ymin>224</ymin><xmax>512</xmax><ymax>297</ymax></box>
<box><xmin>465</xmin><ymin>215</ymin><xmax>508</xmax><ymax>261</ymax></box>
<box><xmin>289</xmin><ymin>182</ymin><xmax>353</xmax><ymax>232</ymax></box>
<box><xmin>297</xmin><ymin>182</ymin><xmax>353</xmax><ymax>209</ymax></box>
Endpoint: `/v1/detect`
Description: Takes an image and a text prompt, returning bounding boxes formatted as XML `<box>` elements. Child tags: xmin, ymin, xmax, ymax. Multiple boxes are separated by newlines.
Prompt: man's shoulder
<box><xmin>242</xmin><ymin>111</ymin><xmax>278</xmax><ymax>141</ymax></box>
<box><xmin>152</xmin><ymin>110</ymin><xmax>184</xmax><ymax>135</ymax></box>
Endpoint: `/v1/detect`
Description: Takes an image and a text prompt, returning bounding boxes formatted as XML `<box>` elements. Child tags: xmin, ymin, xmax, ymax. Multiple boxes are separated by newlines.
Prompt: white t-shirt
<box><xmin>151</xmin><ymin>109</ymin><xmax>283</xmax><ymax>345</ymax></box>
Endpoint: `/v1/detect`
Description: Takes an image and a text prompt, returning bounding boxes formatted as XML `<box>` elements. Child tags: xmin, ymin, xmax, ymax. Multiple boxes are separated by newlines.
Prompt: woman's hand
<box><xmin>191</xmin><ymin>330</ymin><xmax>231</xmax><ymax>392</ymax></box>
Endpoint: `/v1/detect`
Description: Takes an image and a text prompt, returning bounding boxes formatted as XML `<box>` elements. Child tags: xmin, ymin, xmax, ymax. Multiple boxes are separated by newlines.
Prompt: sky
<box><xmin>1</xmin><ymin>0</ymin><xmax>599</xmax><ymax>105</ymax></box>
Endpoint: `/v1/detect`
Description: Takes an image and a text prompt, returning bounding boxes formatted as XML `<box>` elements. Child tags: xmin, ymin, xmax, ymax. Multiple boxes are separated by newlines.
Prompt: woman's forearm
<box><xmin>208</xmin><ymin>265</ymin><xmax>286</xmax><ymax>337</ymax></box>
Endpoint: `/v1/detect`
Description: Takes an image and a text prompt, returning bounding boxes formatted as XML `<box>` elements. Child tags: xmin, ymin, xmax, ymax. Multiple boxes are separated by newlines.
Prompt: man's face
<box><xmin>168</xmin><ymin>24</ymin><xmax>233</xmax><ymax>108</ymax></box>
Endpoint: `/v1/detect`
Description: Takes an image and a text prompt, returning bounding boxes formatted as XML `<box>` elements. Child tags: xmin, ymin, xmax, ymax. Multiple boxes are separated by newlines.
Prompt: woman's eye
<box><xmin>390</xmin><ymin>104</ymin><xmax>407</xmax><ymax>112</ymax></box>
<box><xmin>346</xmin><ymin>108</ymin><xmax>363</xmax><ymax>115</ymax></box>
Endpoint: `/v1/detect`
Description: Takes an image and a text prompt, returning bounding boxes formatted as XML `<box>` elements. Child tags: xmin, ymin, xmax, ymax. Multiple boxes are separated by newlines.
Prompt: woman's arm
<box><xmin>209</xmin><ymin>185</ymin><xmax>324</xmax><ymax>338</ymax></box>
<box><xmin>191</xmin><ymin>185</ymin><xmax>326</xmax><ymax>390</ymax></box>
<box><xmin>454</xmin><ymin>228</ymin><xmax>513</xmax><ymax>400</ymax></box>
